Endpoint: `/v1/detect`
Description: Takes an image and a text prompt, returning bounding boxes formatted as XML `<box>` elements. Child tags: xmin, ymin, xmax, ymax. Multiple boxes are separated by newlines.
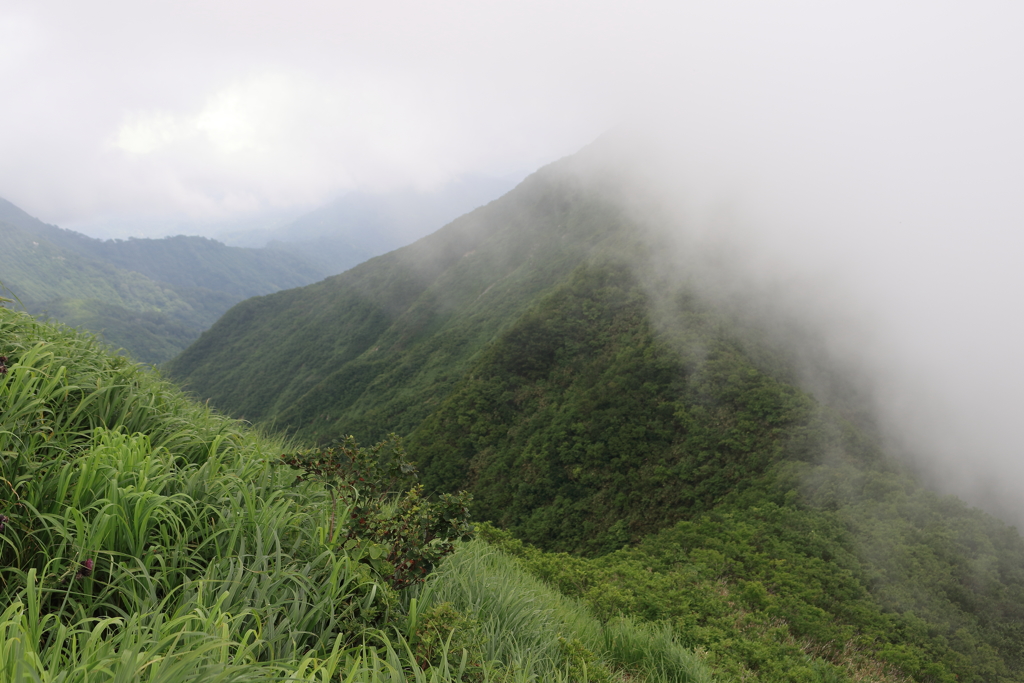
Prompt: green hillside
<box><xmin>167</xmin><ymin>146</ymin><xmax>1024</xmax><ymax>682</ymax></box>
<box><xmin>0</xmin><ymin>196</ymin><xmax>326</xmax><ymax>363</ymax></box>
<box><xmin>166</xmin><ymin>156</ymin><xmax>630</xmax><ymax>429</ymax></box>
<box><xmin>0</xmin><ymin>218</ymin><xmax>207</xmax><ymax>360</ymax></box>
<box><xmin>0</xmin><ymin>308</ymin><xmax>714</xmax><ymax>681</ymax></box>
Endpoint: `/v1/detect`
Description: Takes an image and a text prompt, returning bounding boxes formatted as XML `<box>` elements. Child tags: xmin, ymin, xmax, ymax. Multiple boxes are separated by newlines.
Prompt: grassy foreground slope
<box><xmin>0</xmin><ymin>308</ymin><xmax>709</xmax><ymax>682</ymax></box>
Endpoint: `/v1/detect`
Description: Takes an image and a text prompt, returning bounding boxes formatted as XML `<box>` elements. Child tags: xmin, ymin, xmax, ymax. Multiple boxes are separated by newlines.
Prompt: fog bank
<box><xmin>591</xmin><ymin>113</ymin><xmax>1024</xmax><ymax>526</ymax></box>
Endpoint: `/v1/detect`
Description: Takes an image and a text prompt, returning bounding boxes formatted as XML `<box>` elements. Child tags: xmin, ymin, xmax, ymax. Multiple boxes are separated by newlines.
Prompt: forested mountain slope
<box><xmin>0</xmin><ymin>217</ymin><xmax>206</xmax><ymax>363</ymax></box>
<box><xmin>167</xmin><ymin>160</ymin><xmax>628</xmax><ymax>430</ymax></box>
<box><xmin>0</xmin><ymin>196</ymin><xmax>326</xmax><ymax>363</ymax></box>
<box><xmin>0</xmin><ymin>308</ymin><xmax>712</xmax><ymax>682</ymax></box>
<box><xmin>167</xmin><ymin>145</ymin><xmax>1024</xmax><ymax>682</ymax></box>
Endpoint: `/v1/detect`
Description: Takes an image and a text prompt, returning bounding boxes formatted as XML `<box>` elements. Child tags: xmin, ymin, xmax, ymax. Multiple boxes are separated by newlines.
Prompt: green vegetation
<box><xmin>166</xmin><ymin>164</ymin><xmax>629</xmax><ymax>429</ymax></box>
<box><xmin>0</xmin><ymin>308</ymin><xmax>711</xmax><ymax>681</ymax></box>
<box><xmin>283</xmin><ymin>436</ymin><xmax>475</xmax><ymax>589</ymax></box>
<box><xmin>418</xmin><ymin>540</ymin><xmax>710</xmax><ymax>683</ymax></box>
<box><xmin>407</xmin><ymin>257</ymin><xmax>1024</xmax><ymax>681</ymax></box>
<box><xmin>409</xmin><ymin>260</ymin><xmax>811</xmax><ymax>555</ymax></box>
<box><xmin>479</xmin><ymin>473</ymin><xmax>1024</xmax><ymax>683</ymax></box>
<box><xmin>166</xmin><ymin>148</ymin><xmax>1024</xmax><ymax>681</ymax></box>
<box><xmin>63</xmin><ymin>234</ymin><xmax>321</xmax><ymax>299</ymax></box>
<box><xmin>40</xmin><ymin>297</ymin><xmax>203</xmax><ymax>365</ymax></box>
<box><xmin>0</xmin><ymin>196</ymin><xmax>325</xmax><ymax>364</ymax></box>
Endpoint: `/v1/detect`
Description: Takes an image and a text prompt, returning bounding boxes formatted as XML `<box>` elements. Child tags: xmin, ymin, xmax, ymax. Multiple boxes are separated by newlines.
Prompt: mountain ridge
<box><xmin>165</xmin><ymin>142</ymin><xmax>1024</xmax><ymax>681</ymax></box>
<box><xmin>0</xmin><ymin>195</ymin><xmax>328</xmax><ymax>362</ymax></box>
<box><xmin>168</xmin><ymin>150</ymin><xmax>640</xmax><ymax>426</ymax></box>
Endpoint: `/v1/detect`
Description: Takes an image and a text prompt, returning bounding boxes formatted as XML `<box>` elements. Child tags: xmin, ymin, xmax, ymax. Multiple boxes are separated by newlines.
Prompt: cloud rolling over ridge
<box><xmin>2</xmin><ymin>0</ymin><xmax>1024</xmax><ymax>520</ymax></box>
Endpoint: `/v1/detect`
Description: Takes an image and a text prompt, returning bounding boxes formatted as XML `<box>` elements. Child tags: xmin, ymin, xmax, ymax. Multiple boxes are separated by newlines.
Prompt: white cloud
<box><xmin>115</xmin><ymin>111</ymin><xmax>186</xmax><ymax>154</ymax></box>
<box><xmin>3</xmin><ymin>0</ymin><xmax>1022</xmax><ymax>233</ymax></box>
<box><xmin>105</xmin><ymin>68</ymin><xmax>469</xmax><ymax>212</ymax></box>
<box><xmin>0</xmin><ymin>13</ymin><xmax>41</xmax><ymax>71</ymax></box>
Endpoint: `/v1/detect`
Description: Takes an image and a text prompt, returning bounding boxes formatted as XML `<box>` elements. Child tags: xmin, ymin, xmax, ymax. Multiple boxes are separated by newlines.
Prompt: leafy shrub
<box><xmin>282</xmin><ymin>434</ymin><xmax>474</xmax><ymax>588</ymax></box>
<box><xmin>412</xmin><ymin>601</ymin><xmax>486</xmax><ymax>678</ymax></box>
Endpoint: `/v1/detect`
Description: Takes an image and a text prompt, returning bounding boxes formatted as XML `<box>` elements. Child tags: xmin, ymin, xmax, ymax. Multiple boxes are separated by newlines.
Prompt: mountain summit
<box><xmin>167</xmin><ymin>142</ymin><xmax>1024</xmax><ymax>681</ymax></box>
<box><xmin>168</xmin><ymin>147</ymin><xmax>634</xmax><ymax>436</ymax></box>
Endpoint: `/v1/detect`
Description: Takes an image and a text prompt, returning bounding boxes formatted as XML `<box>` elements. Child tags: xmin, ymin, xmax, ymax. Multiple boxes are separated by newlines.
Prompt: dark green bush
<box><xmin>283</xmin><ymin>434</ymin><xmax>474</xmax><ymax>588</ymax></box>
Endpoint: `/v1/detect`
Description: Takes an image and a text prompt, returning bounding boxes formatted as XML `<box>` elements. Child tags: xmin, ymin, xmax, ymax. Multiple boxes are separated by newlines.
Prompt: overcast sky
<box><xmin>3</xmin><ymin>2</ymin><xmax>1020</xmax><ymax>231</ymax></box>
<box><xmin>3</xmin><ymin>0</ymin><xmax>1024</xmax><ymax>519</ymax></box>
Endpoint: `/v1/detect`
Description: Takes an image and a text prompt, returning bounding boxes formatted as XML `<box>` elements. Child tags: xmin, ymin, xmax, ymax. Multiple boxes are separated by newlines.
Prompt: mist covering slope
<box><xmin>167</xmin><ymin>160</ymin><xmax>624</xmax><ymax>429</ymax></box>
<box><xmin>223</xmin><ymin>174</ymin><xmax>522</xmax><ymax>275</ymax></box>
<box><xmin>0</xmin><ymin>196</ymin><xmax>326</xmax><ymax>363</ymax></box>
<box><xmin>167</xmin><ymin>144</ymin><xmax>1024</xmax><ymax>682</ymax></box>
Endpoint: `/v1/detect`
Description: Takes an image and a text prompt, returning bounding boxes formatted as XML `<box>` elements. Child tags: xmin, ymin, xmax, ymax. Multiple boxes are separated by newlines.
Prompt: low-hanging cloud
<box><xmin>596</xmin><ymin>102</ymin><xmax>1024</xmax><ymax>524</ymax></box>
<box><xmin>4</xmin><ymin>0</ymin><xmax>1024</xmax><ymax>522</ymax></box>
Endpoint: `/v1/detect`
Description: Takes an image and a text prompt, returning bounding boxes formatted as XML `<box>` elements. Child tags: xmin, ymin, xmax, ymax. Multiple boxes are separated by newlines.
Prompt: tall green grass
<box><xmin>0</xmin><ymin>311</ymin><xmax>393</xmax><ymax>678</ymax></box>
<box><xmin>414</xmin><ymin>541</ymin><xmax>711</xmax><ymax>683</ymax></box>
<box><xmin>0</xmin><ymin>310</ymin><xmax>712</xmax><ymax>682</ymax></box>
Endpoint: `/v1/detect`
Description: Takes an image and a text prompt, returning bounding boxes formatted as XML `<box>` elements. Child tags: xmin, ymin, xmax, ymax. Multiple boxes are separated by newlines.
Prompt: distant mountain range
<box><xmin>0</xmin><ymin>197</ymin><xmax>327</xmax><ymax>363</ymax></box>
<box><xmin>0</xmin><ymin>175</ymin><xmax>520</xmax><ymax>364</ymax></box>
<box><xmin>219</xmin><ymin>174</ymin><xmax>522</xmax><ymax>275</ymax></box>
